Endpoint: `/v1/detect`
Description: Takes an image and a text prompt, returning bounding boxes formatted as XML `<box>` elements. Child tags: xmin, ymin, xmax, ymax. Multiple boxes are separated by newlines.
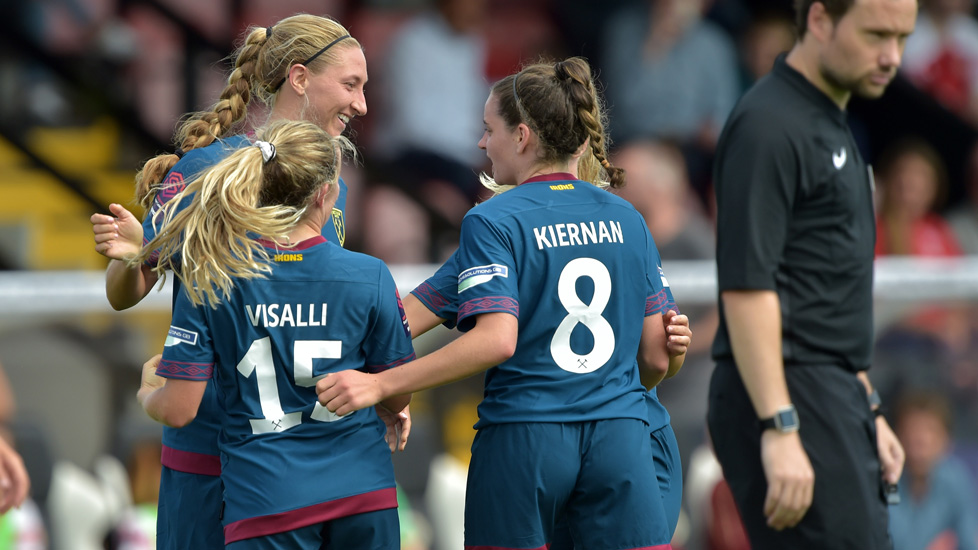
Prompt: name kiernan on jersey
<box><xmin>532</xmin><ymin>220</ymin><xmax>624</xmax><ymax>250</ymax></box>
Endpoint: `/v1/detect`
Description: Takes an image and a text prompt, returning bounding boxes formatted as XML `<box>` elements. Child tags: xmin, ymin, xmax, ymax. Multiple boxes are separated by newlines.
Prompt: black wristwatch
<box><xmin>759</xmin><ymin>405</ymin><xmax>800</xmax><ymax>433</ymax></box>
<box><xmin>868</xmin><ymin>389</ymin><xmax>885</xmax><ymax>418</ymax></box>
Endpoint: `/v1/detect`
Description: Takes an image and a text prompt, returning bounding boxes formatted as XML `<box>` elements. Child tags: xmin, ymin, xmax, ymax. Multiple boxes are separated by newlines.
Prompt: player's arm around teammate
<box><xmin>92</xmin><ymin>14</ymin><xmax>368</xmax><ymax>310</ymax></box>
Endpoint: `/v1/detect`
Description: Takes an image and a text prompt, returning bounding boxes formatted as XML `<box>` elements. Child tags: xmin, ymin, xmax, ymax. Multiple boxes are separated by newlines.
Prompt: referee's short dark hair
<box><xmin>794</xmin><ymin>0</ymin><xmax>856</xmax><ymax>37</ymax></box>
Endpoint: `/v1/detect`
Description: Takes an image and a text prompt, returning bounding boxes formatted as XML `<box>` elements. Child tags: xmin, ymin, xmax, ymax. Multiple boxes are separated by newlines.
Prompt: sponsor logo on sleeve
<box><xmin>164</xmin><ymin>325</ymin><xmax>199</xmax><ymax>347</ymax></box>
<box><xmin>658</xmin><ymin>265</ymin><xmax>670</xmax><ymax>288</ymax></box>
<box><xmin>458</xmin><ymin>264</ymin><xmax>508</xmax><ymax>293</ymax></box>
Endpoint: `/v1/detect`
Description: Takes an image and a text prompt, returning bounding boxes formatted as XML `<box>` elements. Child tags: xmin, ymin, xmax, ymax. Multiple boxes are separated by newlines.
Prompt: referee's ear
<box><xmin>806</xmin><ymin>2</ymin><xmax>836</xmax><ymax>44</ymax></box>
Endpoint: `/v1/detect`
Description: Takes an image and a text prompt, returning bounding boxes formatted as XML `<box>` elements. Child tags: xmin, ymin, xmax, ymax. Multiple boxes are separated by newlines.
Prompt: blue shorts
<box><xmin>224</xmin><ymin>508</ymin><xmax>399</xmax><ymax>550</ymax></box>
<box><xmin>550</xmin><ymin>423</ymin><xmax>683</xmax><ymax>550</ymax></box>
<box><xmin>464</xmin><ymin>419</ymin><xmax>673</xmax><ymax>550</ymax></box>
<box><xmin>156</xmin><ymin>467</ymin><xmax>224</xmax><ymax>550</ymax></box>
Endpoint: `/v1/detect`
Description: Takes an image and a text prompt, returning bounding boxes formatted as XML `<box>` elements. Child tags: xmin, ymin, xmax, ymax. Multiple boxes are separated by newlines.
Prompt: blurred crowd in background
<box><xmin>1</xmin><ymin>0</ymin><xmax>978</xmax><ymax>548</ymax></box>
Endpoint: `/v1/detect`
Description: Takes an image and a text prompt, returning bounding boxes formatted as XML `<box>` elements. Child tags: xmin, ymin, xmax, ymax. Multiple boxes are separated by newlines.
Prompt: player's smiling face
<box><xmin>478</xmin><ymin>92</ymin><xmax>520</xmax><ymax>186</ymax></box>
<box><xmin>304</xmin><ymin>46</ymin><xmax>368</xmax><ymax>137</ymax></box>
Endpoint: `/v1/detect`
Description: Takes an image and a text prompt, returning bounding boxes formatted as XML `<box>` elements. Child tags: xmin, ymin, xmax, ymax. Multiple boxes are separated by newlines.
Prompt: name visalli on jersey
<box><xmin>156</xmin><ymin>236</ymin><xmax>415</xmax><ymax>543</ymax></box>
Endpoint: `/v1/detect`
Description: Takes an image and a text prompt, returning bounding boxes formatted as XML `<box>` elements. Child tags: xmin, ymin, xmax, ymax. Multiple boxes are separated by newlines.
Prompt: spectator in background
<box><xmin>612</xmin><ymin>139</ymin><xmax>718</xmax><ymax>475</ymax></box>
<box><xmin>948</xmin><ymin>140</ymin><xmax>978</xmax><ymax>253</ymax></box>
<box><xmin>874</xmin><ymin>136</ymin><xmax>962</xmax><ymax>257</ymax></box>
<box><xmin>365</xmin><ymin>0</ymin><xmax>490</xmax><ymax>263</ymax></box>
<box><xmin>889</xmin><ymin>390</ymin><xmax>978</xmax><ymax>550</ymax></box>
<box><xmin>872</xmin><ymin>137</ymin><xmax>978</xmax><ymax>448</ymax></box>
<box><xmin>600</xmin><ymin>0</ymin><xmax>739</xmax><ymax>196</ymax></box>
<box><xmin>902</xmin><ymin>0</ymin><xmax>978</xmax><ymax>124</ymax></box>
<box><xmin>738</xmin><ymin>12</ymin><xmax>795</xmax><ymax>91</ymax></box>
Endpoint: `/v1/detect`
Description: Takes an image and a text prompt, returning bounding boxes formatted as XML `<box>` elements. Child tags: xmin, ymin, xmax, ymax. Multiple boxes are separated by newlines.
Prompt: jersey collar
<box><xmin>256</xmin><ymin>235</ymin><xmax>327</xmax><ymax>250</ymax></box>
<box><xmin>519</xmin><ymin>172</ymin><xmax>577</xmax><ymax>185</ymax></box>
<box><xmin>772</xmin><ymin>54</ymin><xmax>847</xmax><ymax>126</ymax></box>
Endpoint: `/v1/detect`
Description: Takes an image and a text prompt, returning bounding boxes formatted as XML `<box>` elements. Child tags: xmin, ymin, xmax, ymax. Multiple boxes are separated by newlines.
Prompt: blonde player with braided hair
<box><xmin>137</xmin><ymin>119</ymin><xmax>413</xmax><ymax>549</ymax></box>
<box><xmin>90</xmin><ymin>14</ymin><xmax>385</xmax><ymax>550</ymax></box>
<box><xmin>318</xmin><ymin>56</ymin><xmax>679</xmax><ymax>549</ymax></box>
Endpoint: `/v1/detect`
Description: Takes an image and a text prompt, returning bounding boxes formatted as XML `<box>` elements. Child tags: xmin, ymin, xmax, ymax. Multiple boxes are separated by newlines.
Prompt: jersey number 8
<box><xmin>551</xmin><ymin>257</ymin><xmax>615</xmax><ymax>373</ymax></box>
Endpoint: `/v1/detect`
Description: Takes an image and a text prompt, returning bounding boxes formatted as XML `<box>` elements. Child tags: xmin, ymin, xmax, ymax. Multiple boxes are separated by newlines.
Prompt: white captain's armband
<box><xmin>458</xmin><ymin>264</ymin><xmax>509</xmax><ymax>293</ymax></box>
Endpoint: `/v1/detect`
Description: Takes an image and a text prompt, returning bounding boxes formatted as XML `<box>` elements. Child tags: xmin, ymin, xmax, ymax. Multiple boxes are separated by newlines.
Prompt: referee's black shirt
<box><xmin>711</xmin><ymin>55</ymin><xmax>876</xmax><ymax>373</ymax></box>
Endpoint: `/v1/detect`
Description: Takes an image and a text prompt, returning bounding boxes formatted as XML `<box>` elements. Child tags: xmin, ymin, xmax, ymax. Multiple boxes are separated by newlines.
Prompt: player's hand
<box><xmin>375</xmin><ymin>403</ymin><xmax>411</xmax><ymax>453</ymax></box>
<box><xmin>140</xmin><ymin>354</ymin><xmax>166</xmax><ymax>394</ymax></box>
<box><xmin>663</xmin><ymin>310</ymin><xmax>691</xmax><ymax>357</ymax></box>
<box><xmin>0</xmin><ymin>437</ymin><xmax>29</xmax><ymax>514</ymax></box>
<box><xmin>91</xmin><ymin>203</ymin><xmax>143</xmax><ymax>261</ymax></box>
<box><xmin>875</xmin><ymin>415</ymin><xmax>904</xmax><ymax>485</ymax></box>
<box><xmin>317</xmin><ymin>370</ymin><xmax>384</xmax><ymax>417</ymax></box>
<box><xmin>760</xmin><ymin>430</ymin><xmax>814</xmax><ymax>530</ymax></box>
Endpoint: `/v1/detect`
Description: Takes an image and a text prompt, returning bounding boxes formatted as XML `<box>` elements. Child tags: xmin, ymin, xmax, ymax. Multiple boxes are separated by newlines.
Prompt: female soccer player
<box><xmin>319</xmin><ymin>56</ymin><xmax>677</xmax><ymax>549</ymax></box>
<box><xmin>135</xmin><ymin>119</ymin><xmax>414</xmax><ymax>549</ymax></box>
<box><xmin>405</xmin><ymin>158</ymin><xmax>691</xmax><ymax>545</ymax></box>
<box><xmin>89</xmin><ymin>15</ymin><xmax>386</xmax><ymax>549</ymax></box>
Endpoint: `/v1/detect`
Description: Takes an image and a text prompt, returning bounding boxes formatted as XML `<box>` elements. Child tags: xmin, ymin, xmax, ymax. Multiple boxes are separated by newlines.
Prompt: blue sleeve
<box><xmin>158</xmin><ymin>286</ymin><xmax>214</xmax><ymax>381</ymax></box>
<box><xmin>644</xmin><ymin>230</ymin><xmax>672</xmax><ymax>316</ymax></box>
<box><xmin>410</xmin><ymin>249</ymin><xmax>460</xmax><ymax>329</ymax></box>
<box><xmin>363</xmin><ymin>265</ymin><xmax>417</xmax><ymax>373</ymax></box>
<box><xmin>141</xmin><ymin>172</ymin><xmax>195</xmax><ymax>268</ymax></box>
<box><xmin>455</xmin><ymin>213</ymin><xmax>519</xmax><ymax>332</ymax></box>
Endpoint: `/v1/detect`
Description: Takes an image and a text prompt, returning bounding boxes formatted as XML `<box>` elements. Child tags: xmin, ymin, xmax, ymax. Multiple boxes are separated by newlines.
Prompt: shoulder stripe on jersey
<box><xmin>458</xmin><ymin>296</ymin><xmax>519</xmax><ymax>320</ymax></box>
<box><xmin>157</xmin><ymin>359</ymin><xmax>213</xmax><ymax>381</ymax></box>
<box><xmin>645</xmin><ymin>290</ymin><xmax>671</xmax><ymax>316</ymax></box>
<box><xmin>411</xmin><ymin>282</ymin><xmax>452</xmax><ymax>311</ymax></box>
<box><xmin>366</xmin><ymin>351</ymin><xmax>417</xmax><ymax>374</ymax></box>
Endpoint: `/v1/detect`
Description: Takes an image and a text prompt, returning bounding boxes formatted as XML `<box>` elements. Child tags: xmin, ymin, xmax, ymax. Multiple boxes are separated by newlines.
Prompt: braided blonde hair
<box><xmin>135</xmin><ymin>14</ymin><xmax>361</xmax><ymax>210</ymax></box>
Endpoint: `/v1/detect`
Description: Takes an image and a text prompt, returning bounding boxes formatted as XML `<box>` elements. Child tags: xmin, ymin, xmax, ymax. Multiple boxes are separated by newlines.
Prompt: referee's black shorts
<box><xmin>707</xmin><ymin>360</ymin><xmax>892</xmax><ymax>550</ymax></box>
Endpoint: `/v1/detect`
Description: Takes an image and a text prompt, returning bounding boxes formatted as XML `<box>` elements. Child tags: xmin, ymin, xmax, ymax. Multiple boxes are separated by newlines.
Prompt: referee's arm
<box><xmin>723</xmin><ymin>289</ymin><xmax>814</xmax><ymax>531</ymax></box>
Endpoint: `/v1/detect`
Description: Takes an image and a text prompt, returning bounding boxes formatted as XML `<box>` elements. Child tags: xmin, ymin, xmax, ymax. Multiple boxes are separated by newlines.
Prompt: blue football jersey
<box><xmin>410</xmin><ymin>249</ymin><xmax>460</xmax><ymax>329</ymax></box>
<box><xmin>157</xmin><ymin>236</ymin><xmax>415</xmax><ymax>542</ymax></box>
<box><xmin>141</xmin><ymin>136</ymin><xmax>349</xmax><ymax>472</ymax></box>
<box><xmin>455</xmin><ymin>173</ymin><xmax>671</xmax><ymax>427</ymax></box>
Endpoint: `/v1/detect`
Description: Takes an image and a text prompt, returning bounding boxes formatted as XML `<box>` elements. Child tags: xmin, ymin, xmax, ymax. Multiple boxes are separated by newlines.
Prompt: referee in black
<box><xmin>707</xmin><ymin>1</ymin><xmax>915</xmax><ymax>549</ymax></box>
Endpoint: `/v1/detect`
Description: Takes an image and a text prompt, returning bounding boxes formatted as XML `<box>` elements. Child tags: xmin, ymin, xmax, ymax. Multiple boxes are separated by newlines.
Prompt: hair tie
<box><xmin>271</xmin><ymin>34</ymin><xmax>351</xmax><ymax>92</ymax></box>
<box><xmin>600</xmin><ymin>158</ymin><xmax>611</xmax><ymax>169</ymax></box>
<box><xmin>255</xmin><ymin>140</ymin><xmax>276</xmax><ymax>163</ymax></box>
<box><xmin>174</xmin><ymin>147</ymin><xmax>185</xmax><ymax>159</ymax></box>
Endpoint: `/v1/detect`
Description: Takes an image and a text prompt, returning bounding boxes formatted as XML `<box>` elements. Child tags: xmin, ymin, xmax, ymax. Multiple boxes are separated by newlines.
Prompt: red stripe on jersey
<box><xmin>160</xmin><ymin>445</ymin><xmax>221</xmax><ymax>476</ymax></box>
<box><xmin>223</xmin><ymin>486</ymin><xmax>398</xmax><ymax>544</ymax></box>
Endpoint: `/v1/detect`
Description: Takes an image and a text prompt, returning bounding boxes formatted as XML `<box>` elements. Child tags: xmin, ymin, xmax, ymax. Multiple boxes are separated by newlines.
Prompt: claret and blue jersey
<box><xmin>156</xmin><ymin>236</ymin><xmax>415</xmax><ymax>544</ymax></box>
<box><xmin>448</xmin><ymin>173</ymin><xmax>673</xmax><ymax>428</ymax></box>
<box><xmin>140</xmin><ymin>136</ymin><xmax>349</xmax><ymax>474</ymax></box>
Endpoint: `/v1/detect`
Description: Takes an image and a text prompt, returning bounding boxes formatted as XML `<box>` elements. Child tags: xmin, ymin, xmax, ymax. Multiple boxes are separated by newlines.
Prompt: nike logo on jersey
<box><xmin>833</xmin><ymin>147</ymin><xmax>847</xmax><ymax>170</ymax></box>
